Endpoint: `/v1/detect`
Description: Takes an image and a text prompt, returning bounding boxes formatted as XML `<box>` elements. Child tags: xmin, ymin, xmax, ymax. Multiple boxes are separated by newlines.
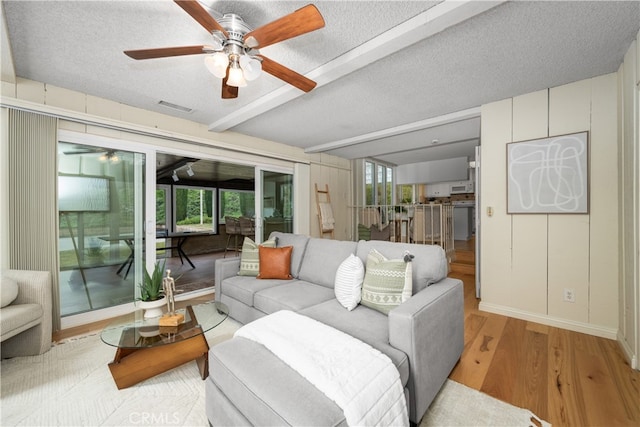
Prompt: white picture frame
<box><xmin>507</xmin><ymin>131</ymin><xmax>589</xmax><ymax>214</ymax></box>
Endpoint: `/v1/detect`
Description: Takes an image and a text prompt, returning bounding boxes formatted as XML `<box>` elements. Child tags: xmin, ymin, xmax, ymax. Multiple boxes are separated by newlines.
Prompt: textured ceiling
<box><xmin>3</xmin><ymin>1</ymin><xmax>640</xmax><ymax>166</ymax></box>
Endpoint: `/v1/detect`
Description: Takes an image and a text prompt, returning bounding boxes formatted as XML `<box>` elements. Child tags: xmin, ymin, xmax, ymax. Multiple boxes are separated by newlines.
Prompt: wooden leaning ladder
<box><xmin>315</xmin><ymin>183</ymin><xmax>335</xmax><ymax>239</ymax></box>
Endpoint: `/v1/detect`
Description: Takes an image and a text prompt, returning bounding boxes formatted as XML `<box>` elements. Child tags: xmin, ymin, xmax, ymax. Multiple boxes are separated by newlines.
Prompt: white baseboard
<box><xmin>175</xmin><ymin>287</ymin><xmax>215</xmax><ymax>301</ymax></box>
<box><xmin>478</xmin><ymin>302</ymin><xmax>618</xmax><ymax>340</ymax></box>
<box><xmin>61</xmin><ymin>302</ymin><xmax>136</xmax><ymax>329</ymax></box>
<box><xmin>617</xmin><ymin>329</ymin><xmax>639</xmax><ymax>370</ymax></box>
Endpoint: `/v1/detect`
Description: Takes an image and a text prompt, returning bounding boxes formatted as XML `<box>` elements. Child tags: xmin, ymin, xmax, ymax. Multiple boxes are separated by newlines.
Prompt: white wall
<box><xmin>479</xmin><ymin>73</ymin><xmax>619</xmax><ymax>339</ymax></box>
<box><xmin>618</xmin><ymin>32</ymin><xmax>639</xmax><ymax>369</ymax></box>
<box><xmin>396</xmin><ymin>156</ymin><xmax>468</xmax><ymax>184</ymax></box>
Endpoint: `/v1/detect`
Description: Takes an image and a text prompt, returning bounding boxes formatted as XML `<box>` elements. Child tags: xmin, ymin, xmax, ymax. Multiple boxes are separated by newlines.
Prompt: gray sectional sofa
<box><xmin>208</xmin><ymin>232</ymin><xmax>464</xmax><ymax>426</ymax></box>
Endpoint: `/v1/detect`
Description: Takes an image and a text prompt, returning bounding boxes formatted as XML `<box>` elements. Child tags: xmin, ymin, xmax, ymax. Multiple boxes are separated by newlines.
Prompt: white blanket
<box><xmin>318</xmin><ymin>202</ymin><xmax>335</xmax><ymax>231</ymax></box>
<box><xmin>234</xmin><ymin>310</ymin><xmax>409</xmax><ymax>427</ymax></box>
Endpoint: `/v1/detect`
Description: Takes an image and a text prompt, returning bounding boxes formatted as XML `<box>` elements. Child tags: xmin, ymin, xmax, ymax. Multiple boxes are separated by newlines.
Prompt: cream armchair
<box><xmin>1</xmin><ymin>270</ymin><xmax>52</xmax><ymax>358</ymax></box>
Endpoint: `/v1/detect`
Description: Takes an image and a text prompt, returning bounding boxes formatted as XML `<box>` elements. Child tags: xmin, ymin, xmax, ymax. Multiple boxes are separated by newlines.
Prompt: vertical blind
<box><xmin>8</xmin><ymin>109</ymin><xmax>60</xmax><ymax>331</ymax></box>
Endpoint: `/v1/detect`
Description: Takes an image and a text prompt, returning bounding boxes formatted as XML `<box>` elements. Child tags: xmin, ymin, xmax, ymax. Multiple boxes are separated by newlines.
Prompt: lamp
<box><xmin>204</xmin><ymin>52</ymin><xmax>229</xmax><ymax>78</ymax></box>
<box><xmin>239</xmin><ymin>55</ymin><xmax>262</xmax><ymax>81</ymax></box>
<box><xmin>186</xmin><ymin>164</ymin><xmax>195</xmax><ymax>177</ymax></box>
<box><xmin>172</xmin><ymin>171</ymin><xmax>179</xmax><ymax>182</ymax></box>
<box><xmin>226</xmin><ymin>57</ymin><xmax>247</xmax><ymax>87</ymax></box>
<box><xmin>202</xmin><ymin>13</ymin><xmax>262</xmax><ymax>88</ymax></box>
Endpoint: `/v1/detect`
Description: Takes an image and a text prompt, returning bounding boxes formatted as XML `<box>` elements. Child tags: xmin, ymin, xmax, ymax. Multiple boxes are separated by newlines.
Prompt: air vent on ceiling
<box><xmin>158</xmin><ymin>100</ymin><xmax>193</xmax><ymax>113</ymax></box>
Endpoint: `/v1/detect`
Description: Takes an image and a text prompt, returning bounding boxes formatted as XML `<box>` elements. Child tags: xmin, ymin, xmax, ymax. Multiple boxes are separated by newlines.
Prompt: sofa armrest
<box><xmin>214</xmin><ymin>257</ymin><xmax>241</xmax><ymax>302</ymax></box>
<box><xmin>2</xmin><ymin>270</ymin><xmax>52</xmax><ymax>357</ymax></box>
<box><xmin>388</xmin><ymin>277</ymin><xmax>464</xmax><ymax>423</ymax></box>
<box><xmin>5</xmin><ymin>270</ymin><xmax>52</xmax><ymax>312</ymax></box>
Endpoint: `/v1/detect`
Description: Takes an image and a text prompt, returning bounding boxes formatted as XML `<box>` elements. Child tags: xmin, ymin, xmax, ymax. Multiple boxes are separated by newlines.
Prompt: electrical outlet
<box><xmin>563</xmin><ymin>288</ymin><xmax>576</xmax><ymax>303</ymax></box>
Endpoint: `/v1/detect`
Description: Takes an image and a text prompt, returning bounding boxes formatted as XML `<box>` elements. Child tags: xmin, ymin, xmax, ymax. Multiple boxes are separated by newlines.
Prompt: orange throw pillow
<box><xmin>257</xmin><ymin>246</ymin><xmax>293</xmax><ymax>280</ymax></box>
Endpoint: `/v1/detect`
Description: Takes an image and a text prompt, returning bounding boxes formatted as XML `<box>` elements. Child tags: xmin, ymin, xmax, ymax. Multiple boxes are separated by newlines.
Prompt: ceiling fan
<box><xmin>124</xmin><ymin>0</ymin><xmax>325</xmax><ymax>99</ymax></box>
<box><xmin>61</xmin><ymin>146</ymin><xmax>121</xmax><ymax>162</ymax></box>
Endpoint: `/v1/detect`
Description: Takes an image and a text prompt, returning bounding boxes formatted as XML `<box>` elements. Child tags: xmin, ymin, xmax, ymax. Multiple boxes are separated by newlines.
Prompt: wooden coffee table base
<box><xmin>108</xmin><ymin>331</ymin><xmax>209</xmax><ymax>390</ymax></box>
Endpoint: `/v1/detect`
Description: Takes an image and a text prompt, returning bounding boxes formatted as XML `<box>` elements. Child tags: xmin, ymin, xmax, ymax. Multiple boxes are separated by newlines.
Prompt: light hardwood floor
<box><xmin>448</xmin><ymin>270</ymin><xmax>640</xmax><ymax>427</ymax></box>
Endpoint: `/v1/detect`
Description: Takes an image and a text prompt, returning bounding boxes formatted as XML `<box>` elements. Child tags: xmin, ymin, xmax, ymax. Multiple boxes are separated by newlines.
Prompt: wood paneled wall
<box><xmin>310</xmin><ymin>160</ymin><xmax>352</xmax><ymax>240</ymax></box>
<box><xmin>479</xmin><ymin>73</ymin><xmax>619</xmax><ymax>339</ymax></box>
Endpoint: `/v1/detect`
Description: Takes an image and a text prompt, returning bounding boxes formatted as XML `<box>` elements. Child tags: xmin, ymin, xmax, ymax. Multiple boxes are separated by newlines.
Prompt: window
<box><xmin>377</xmin><ymin>164</ymin><xmax>385</xmax><ymax>205</ymax></box>
<box><xmin>363</xmin><ymin>160</ymin><xmax>394</xmax><ymax>206</ymax></box>
<box><xmin>173</xmin><ymin>186</ymin><xmax>217</xmax><ymax>232</ymax></box>
<box><xmin>365</xmin><ymin>161</ymin><xmax>374</xmax><ymax>205</ymax></box>
<box><xmin>156</xmin><ymin>186</ymin><xmax>170</xmax><ymax>231</ymax></box>
<box><xmin>399</xmin><ymin>184</ymin><xmax>414</xmax><ymax>204</ymax></box>
<box><xmin>386</xmin><ymin>167</ymin><xmax>393</xmax><ymax>205</ymax></box>
<box><xmin>219</xmin><ymin>189</ymin><xmax>255</xmax><ymax>222</ymax></box>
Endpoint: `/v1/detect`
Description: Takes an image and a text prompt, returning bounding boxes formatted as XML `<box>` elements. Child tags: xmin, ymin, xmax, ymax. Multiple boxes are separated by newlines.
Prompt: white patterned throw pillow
<box><xmin>238</xmin><ymin>237</ymin><xmax>277</xmax><ymax>276</ymax></box>
<box><xmin>361</xmin><ymin>249</ymin><xmax>413</xmax><ymax>315</ymax></box>
<box><xmin>334</xmin><ymin>254</ymin><xmax>365</xmax><ymax>311</ymax></box>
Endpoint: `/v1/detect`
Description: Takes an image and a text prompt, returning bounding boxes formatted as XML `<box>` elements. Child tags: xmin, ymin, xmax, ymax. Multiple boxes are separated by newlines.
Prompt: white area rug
<box><xmin>1</xmin><ymin>319</ymin><xmax>549</xmax><ymax>426</ymax></box>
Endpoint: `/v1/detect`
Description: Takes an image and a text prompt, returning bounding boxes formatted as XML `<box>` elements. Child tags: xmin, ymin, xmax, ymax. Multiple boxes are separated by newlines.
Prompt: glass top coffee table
<box><xmin>101</xmin><ymin>301</ymin><xmax>228</xmax><ymax>389</ymax></box>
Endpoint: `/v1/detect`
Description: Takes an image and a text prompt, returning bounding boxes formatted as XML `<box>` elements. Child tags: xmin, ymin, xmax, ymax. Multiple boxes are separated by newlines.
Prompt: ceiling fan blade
<box><xmin>174</xmin><ymin>0</ymin><xmax>229</xmax><ymax>37</ymax></box>
<box><xmin>244</xmin><ymin>4</ymin><xmax>325</xmax><ymax>49</ymax></box>
<box><xmin>221</xmin><ymin>68</ymin><xmax>239</xmax><ymax>99</ymax></box>
<box><xmin>124</xmin><ymin>45</ymin><xmax>207</xmax><ymax>60</ymax></box>
<box><xmin>258</xmin><ymin>55</ymin><xmax>317</xmax><ymax>93</ymax></box>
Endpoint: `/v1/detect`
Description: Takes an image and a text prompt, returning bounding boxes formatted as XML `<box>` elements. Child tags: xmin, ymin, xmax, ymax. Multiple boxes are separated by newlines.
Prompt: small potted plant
<box><xmin>137</xmin><ymin>259</ymin><xmax>167</xmax><ymax>319</ymax></box>
<box><xmin>84</xmin><ymin>238</ymin><xmax>105</xmax><ymax>266</ymax></box>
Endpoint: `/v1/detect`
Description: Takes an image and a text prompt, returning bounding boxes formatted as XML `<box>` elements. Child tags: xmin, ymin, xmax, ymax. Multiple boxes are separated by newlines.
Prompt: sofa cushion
<box><xmin>238</xmin><ymin>237</ymin><xmax>276</xmax><ymax>276</ymax></box>
<box><xmin>254</xmin><ymin>281</ymin><xmax>335</xmax><ymax>314</ymax></box>
<box><xmin>334</xmin><ymin>254</ymin><xmax>364</xmax><ymax>311</ymax></box>
<box><xmin>361</xmin><ymin>249</ymin><xmax>412</xmax><ymax>315</ymax></box>
<box><xmin>0</xmin><ymin>303</ymin><xmax>43</xmax><ymax>342</ymax></box>
<box><xmin>300</xmin><ymin>299</ymin><xmax>409</xmax><ymax>387</ymax></box>
<box><xmin>298</xmin><ymin>238</ymin><xmax>358</xmax><ymax>288</ymax></box>
<box><xmin>221</xmin><ymin>276</ymin><xmax>293</xmax><ymax>307</ymax></box>
<box><xmin>356</xmin><ymin>240</ymin><xmax>448</xmax><ymax>294</ymax></box>
<box><xmin>269</xmin><ymin>232</ymin><xmax>310</xmax><ymax>278</ymax></box>
<box><xmin>258</xmin><ymin>246</ymin><xmax>294</xmax><ymax>280</ymax></box>
<box><xmin>1</xmin><ymin>276</ymin><xmax>19</xmax><ymax>308</ymax></box>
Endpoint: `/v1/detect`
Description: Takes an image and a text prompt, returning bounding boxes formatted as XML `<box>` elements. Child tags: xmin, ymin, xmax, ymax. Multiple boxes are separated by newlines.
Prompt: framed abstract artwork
<box><xmin>507</xmin><ymin>131</ymin><xmax>589</xmax><ymax>214</ymax></box>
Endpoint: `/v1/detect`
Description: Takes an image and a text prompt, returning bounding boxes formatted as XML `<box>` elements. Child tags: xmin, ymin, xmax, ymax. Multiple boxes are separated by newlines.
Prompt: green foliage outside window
<box><xmin>220</xmin><ymin>190</ymin><xmax>255</xmax><ymax>221</ymax></box>
<box><xmin>156</xmin><ymin>189</ymin><xmax>166</xmax><ymax>226</ymax></box>
<box><xmin>175</xmin><ymin>187</ymin><xmax>215</xmax><ymax>231</ymax></box>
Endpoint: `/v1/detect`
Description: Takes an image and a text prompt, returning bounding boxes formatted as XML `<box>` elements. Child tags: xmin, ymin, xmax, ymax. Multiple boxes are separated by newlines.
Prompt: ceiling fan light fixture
<box><xmin>239</xmin><ymin>55</ymin><xmax>262</xmax><ymax>81</ymax></box>
<box><xmin>124</xmin><ymin>2</ymin><xmax>324</xmax><ymax>99</ymax></box>
<box><xmin>227</xmin><ymin>61</ymin><xmax>247</xmax><ymax>87</ymax></box>
<box><xmin>205</xmin><ymin>52</ymin><xmax>229</xmax><ymax>78</ymax></box>
<box><xmin>99</xmin><ymin>151</ymin><xmax>119</xmax><ymax>163</ymax></box>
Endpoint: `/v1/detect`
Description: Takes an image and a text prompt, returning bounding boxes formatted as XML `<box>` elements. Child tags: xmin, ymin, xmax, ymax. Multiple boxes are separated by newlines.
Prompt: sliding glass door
<box><xmin>58</xmin><ymin>140</ymin><xmax>146</xmax><ymax>317</ymax></box>
<box><xmin>257</xmin><ymin>168</ymin><xmax>293</xmax><ymax>242</ymax></box>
